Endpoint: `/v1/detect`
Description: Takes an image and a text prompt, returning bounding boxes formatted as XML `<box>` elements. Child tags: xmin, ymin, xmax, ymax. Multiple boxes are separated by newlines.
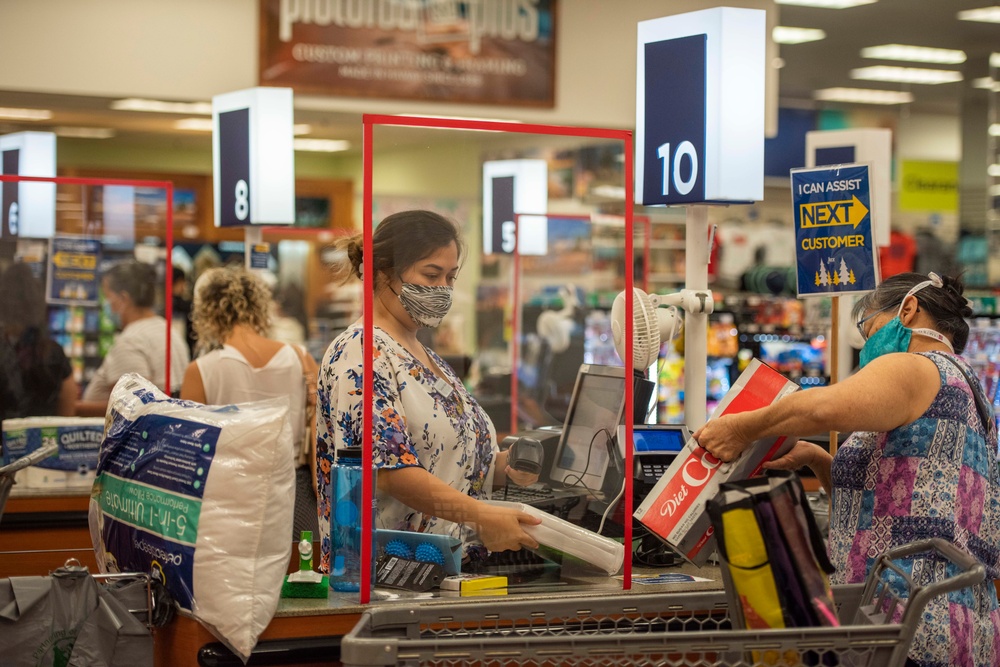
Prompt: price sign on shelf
<box><xmin>791</xmin><ymin>164</ymin><xmax>880</xmax><ymax>298</ymax></box>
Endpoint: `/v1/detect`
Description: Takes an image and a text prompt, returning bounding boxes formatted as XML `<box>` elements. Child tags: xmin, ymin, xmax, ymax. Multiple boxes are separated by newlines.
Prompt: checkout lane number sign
<box><xmin>791</xmin><ymin>164</ymin><xmax>880</xmax><ymax>298</ymax></box>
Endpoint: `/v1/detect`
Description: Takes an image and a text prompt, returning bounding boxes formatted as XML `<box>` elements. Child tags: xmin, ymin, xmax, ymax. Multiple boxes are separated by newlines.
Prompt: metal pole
<box><xmin>685</xmin><ymin>206</ymin><xmax>709</xmax><ymax>429</ymax></box>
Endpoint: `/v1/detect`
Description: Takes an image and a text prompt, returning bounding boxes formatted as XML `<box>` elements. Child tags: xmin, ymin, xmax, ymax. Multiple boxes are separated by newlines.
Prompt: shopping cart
<box><xmin>0</xmin><ymin>441</ymin><xmax>57</xmax><ymax>524</ymax></box>
<box><xmin>340</xmin><ymin>538</ymin><xmax>984</xmax><ymax>667</ymax></box>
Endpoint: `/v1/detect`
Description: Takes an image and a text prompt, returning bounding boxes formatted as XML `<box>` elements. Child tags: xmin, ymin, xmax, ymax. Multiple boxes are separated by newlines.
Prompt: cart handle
<box><xmin>0</xmin><ymin>443</ymin><xmax>59</xmax><ymax>474</ymax></box>
<box><xmin>867</xmin><ymin>538</ymin><xmax>986</xmax><ymax>629</ymax></box>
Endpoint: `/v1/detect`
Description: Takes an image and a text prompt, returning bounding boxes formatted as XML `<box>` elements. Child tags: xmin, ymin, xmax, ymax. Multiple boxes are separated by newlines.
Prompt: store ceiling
<box><xmin>0</xmin><ymin>0</ymin><xmax>996</xmax><ymax>152</ymax></box>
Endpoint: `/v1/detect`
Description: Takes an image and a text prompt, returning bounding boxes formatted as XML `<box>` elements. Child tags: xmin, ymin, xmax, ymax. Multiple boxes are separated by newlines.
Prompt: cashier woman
<box><xmin>316</xmin><ymin>210</ymin><xmax>540</xmax><ymax>573</ymax></box>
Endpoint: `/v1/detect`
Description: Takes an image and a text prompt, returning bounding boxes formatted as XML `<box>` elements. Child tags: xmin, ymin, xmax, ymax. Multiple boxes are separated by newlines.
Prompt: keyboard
<box><xmin>497</xmin><ymin>485</ymin><xmax>555</xmax><ymax>504</ymax></box>
<box><xmin>640</xmin><ymin>461</ymin><xmax>670</xmax><ymax>485</ymax></box>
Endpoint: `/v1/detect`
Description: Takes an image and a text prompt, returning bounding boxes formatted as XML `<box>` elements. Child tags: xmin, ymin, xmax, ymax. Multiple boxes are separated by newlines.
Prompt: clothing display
<box><xmin>316</xmin><ymin>324</ymin><xmax>497</xmax><ymax>573</ymax></box>
<box><xmin>829</xmin><ymin>351</ymin><xmax>1000</xmax><ymax>667</ymax></box>
<box><xmin>81</xmin><ymin>316</ymin><xmax>189</xmax><ymax>400</ymax></box>
<box><xmin>195</xmin><ymin>343</ymin><xmax>317</xmax><ymax>537</ymax></box>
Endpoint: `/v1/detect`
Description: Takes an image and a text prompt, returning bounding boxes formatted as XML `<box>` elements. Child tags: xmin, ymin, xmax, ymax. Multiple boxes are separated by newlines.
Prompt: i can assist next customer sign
<box><xmin>260</xmin><ymin>0</ymin><xmax>556</xmax><ymax>107</ymax></box>
<box><xmin>791</xmin><ymin>164</ymin><xmax>880</xmax><ymax>298</ymax></box>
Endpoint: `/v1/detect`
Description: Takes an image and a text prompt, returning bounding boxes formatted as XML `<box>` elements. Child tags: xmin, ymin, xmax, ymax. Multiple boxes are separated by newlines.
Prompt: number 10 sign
<box><xmin>635</xmin><ymin>7</ymin><xmax>765</xmax><ymax>206</ymax></box>
<box><xmin>212</xmin><ymin>87</ymin><xmax>295</xmax><ymax>227</ymax></box>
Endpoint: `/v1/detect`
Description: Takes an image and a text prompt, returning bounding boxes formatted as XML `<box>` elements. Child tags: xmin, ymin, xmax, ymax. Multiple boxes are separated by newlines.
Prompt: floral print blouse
<box><xmin>315</xmin><ymin>324</ymin><xmax>497</xmax><ymax>572</ymax></box>
<box><xmin>829</xmin><ymin>351</ymin><xmax>1000</xmax><ymax>667</ymax></box>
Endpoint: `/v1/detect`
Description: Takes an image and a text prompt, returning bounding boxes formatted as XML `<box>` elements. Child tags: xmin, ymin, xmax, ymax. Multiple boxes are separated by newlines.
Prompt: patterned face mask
<box><xmin>394</xmin><ymin>282</ymin><xmax>453</xmax><ymax>328</ymax></box>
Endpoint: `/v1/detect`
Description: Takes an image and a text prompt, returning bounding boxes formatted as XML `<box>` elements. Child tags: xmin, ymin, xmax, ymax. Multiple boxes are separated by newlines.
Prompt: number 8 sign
<box><xmin>212</xmin><ymin>87</ymin><xmax>295</xmax><ymax>228</ymax></box>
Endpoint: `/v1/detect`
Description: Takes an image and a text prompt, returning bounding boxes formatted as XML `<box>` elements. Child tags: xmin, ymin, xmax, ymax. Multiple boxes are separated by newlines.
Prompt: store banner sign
<box><xmin>0</xmin><ymin>131</ymin><xmax>56</xmax><ymax>240</ymax></box>
<box><xmin>791</xmin><ymin>164</ymin><xmax>879</xmax><ymax>298</ymax></box>
<box><xmin>899</xmin><ymin>160</ymin><xmax>958</xmax><ymax>213</ymax></box>
<box><xmin>806</xmin><ymin>128</ymin><xmax>891</xmax><ymax>247</ymax></box>
<box><xmin>212</xmin><ymin>88</ymin><xmax>295</xmax><ymax>227</ymax></box>
<box><xmin>259</xmin><ymin>0</ymin><xmax>556</xmax><ymax>107</ymax></box>
<box><xmin>482</xmin><ymin>159</ymin><xmax>547</xmax><ymax>255</ymax></box>
<box><xmin>46</xmin><ymin>236</ymin><xmax>102</xmax><ymax>305</ymax></box>
<box><xmin>635</xmin><ymin>7</ymin><xmax>765</xmax><ymax>206</ymax></box>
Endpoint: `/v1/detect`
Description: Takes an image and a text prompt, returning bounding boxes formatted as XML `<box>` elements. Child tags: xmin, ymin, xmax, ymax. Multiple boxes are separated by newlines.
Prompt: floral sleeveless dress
<box><xmin>829</xmin><ymin>351</ymin><xmax>1000</xmax><ymax>667</ymax></box>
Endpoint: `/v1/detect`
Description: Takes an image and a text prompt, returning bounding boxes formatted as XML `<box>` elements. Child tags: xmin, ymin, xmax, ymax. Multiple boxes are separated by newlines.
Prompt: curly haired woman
<box><xmin>181</xmin><ymin>266</ymin><xmax>319</xmax><ymax>538</ymax></box>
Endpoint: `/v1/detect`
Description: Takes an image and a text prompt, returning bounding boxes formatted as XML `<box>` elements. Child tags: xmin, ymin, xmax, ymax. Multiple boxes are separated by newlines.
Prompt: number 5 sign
<box><xmin>212</xmin><ymin>87</ymin><xmax>295</xmax><ymax>227</ymax></box>
<box><xmin>636</xmin><ymin>7</ymin><xmax>765</xmax><ymax>206</ymax></box>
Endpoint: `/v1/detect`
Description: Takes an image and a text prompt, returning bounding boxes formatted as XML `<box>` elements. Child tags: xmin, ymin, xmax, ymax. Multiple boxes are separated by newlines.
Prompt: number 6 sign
<box><xmin>212</xmin><ymin>88</ymin><xmax>295</xmax><ymax>227</ymax></box>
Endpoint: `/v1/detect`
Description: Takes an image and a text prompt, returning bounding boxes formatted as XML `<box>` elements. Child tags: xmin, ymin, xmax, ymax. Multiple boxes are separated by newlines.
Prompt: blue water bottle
<box><xmin>330</xmin><ymin>446</ymin><xmax>375</xmax><ymax>594</ymax></box>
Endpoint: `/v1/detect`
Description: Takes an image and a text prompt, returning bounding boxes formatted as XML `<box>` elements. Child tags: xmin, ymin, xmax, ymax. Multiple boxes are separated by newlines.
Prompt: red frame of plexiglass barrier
<box><xmin>0</xmin><ymin>174</ymin><xmax>175</xmax><ymax>390</ymax></box>
<box><xmin>361</xmin><ymin>115</ymin><xmax>635</xmax><ymax>601</ymax></box>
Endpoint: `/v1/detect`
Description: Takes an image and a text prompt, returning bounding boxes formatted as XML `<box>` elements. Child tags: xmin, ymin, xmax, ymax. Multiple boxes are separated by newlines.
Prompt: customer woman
<box><xmin>695</xmin><ymin>272</ymin><xmax>1000</xmax><ymax>667</ymax></box>
<box><xmin>317</xmin><ymin>210</ymin><xmax>540</xmax><ymax>573</ymax></box>
<box><xmin>78</xmin><ymin>261</ymin><xmax>189</xmax><ymax>416</ymax></box>
<box><xmin>0</xmin><ymin>262</ymin><xmax>78</xmax><ymax>419</ymax></box>
<box><xmin>180</xmin><ymin>266</ymin><xmax>319</xmax><ymax>537</ymax></box>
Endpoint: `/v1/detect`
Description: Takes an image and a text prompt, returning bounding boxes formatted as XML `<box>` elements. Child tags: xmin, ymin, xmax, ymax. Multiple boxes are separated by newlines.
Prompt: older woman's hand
<box><xmin>692</xmin><ymin>414</ymin><xmax>753</xmax><ymax>463</ymax></box>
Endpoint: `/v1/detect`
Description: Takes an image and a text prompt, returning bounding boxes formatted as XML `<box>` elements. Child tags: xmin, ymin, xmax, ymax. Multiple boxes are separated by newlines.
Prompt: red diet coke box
<box><xmin>634</xmin><ymin>359</ymin><xmax>798</xmax><ymax>565</ymax></box>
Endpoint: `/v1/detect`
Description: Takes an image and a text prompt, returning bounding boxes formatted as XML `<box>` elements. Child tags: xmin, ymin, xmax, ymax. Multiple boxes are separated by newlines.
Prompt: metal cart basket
<box><xmin>341</xmin><ymin>538</ymin><xmax>984</xmax><ymax>667</ymax></box>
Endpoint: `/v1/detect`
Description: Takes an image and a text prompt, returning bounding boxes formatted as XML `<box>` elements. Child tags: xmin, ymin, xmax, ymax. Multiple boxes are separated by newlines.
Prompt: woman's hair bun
<box><xmin>940</xmin><ymin>274</ymin><xmax>974</xmax><ymax>318</ymax></box>
<box><xmin>346</xmin><ymin>237</ymin><xmax>364</xmax><ymax>278</ymax></box>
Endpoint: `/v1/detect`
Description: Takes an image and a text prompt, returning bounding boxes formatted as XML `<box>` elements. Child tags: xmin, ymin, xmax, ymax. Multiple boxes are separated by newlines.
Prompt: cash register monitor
<box><xmin>548</xmin><ymin>364</ymin><xmax>627</xmax><ymax>492</ymax></box>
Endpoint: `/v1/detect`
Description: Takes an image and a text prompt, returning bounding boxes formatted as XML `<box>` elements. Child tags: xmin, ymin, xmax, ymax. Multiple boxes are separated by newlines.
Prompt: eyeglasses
<box><xmin>855</xmin><ymin>303</ymin><xmax>896</xmax><ymax>341</ymax></box>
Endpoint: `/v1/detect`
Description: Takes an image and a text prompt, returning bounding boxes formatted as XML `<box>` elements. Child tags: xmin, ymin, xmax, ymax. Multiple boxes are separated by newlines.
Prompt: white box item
<box><xmin>633</xmin><ymin>359</ymin><xmax>798</xmax><ymax>565</ymax></box>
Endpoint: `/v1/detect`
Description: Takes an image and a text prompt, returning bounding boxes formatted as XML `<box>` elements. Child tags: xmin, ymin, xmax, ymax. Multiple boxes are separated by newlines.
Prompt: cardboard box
<box><xmin>2</xmin><ymin>417</ymin><xmax>104</xmax><ymax>493</ymax></box>
<box><xmin>633</xmin><ymin>359</ymin><xmax>798</xmax><ymax>565</ymax></box>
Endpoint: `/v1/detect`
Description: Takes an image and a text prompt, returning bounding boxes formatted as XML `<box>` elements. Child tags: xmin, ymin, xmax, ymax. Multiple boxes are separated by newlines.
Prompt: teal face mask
<box><xmin>858</xmin><ymin>274</ymin><xmax>954</xmax><ymax>369</ymax></box>
<box><xmin>859</xmin><ymin>316</ymin><xmax>911</xmax><ymax>368</ymax></box>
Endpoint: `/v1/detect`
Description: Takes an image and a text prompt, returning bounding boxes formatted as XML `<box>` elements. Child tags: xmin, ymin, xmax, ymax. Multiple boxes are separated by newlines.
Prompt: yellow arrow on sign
<box><xmin>52</xmin><ymin>252</ymin><xmax>97</xmax><ymax>270</ymax></box>
<box><xmin>799</xmin><ymin>195</ymin><xmax>869</xmax><ymax>230</ymax></box>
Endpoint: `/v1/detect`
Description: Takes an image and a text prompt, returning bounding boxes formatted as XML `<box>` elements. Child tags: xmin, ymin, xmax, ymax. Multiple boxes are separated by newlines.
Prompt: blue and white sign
<box><xmin>249</xmin><ymin>243</ymin><xmax>271</xmax><ymax>270</ymax></box>
<box><xmin>482</xmin><ymin>159</ymin><xmax>547</xmax><ymax>255</ymax></box>
<box><xmin>636</xmin><ymin>7</ymin><xmax>765</xmax><ymax>206</ymax></box>
<box><xmin>0</xmin><ymin>131</ymin><xmax>56</xmax><ymax>240</ymax></box>
<box><xmin>46</xmin><ymin>236</ymin><xmax>102</xmax><ymax>305</ymax></box>
<box><xmin>806</xmin><ymin>128</ymin><xmax>892</xmax><ymax>247</ymax></box>
<box><xmin>792</xmin><ymin>164</ymin><xmax>880</xmax><ymax>298</ymax></box>
<box><xmin>212</xmin><ymin>87</ymin><xmax>295</xmax><ymax>227</ymax></box>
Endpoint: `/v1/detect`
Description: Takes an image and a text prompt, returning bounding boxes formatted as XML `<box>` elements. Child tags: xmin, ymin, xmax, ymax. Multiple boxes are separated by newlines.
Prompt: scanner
<box><xmin>506</xmin><ymin>436</ymin><xmax>544</xmax><ymax>475</ymax></box>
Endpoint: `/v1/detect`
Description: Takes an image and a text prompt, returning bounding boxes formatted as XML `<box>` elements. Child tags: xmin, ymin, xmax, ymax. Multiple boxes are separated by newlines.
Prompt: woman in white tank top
<box><xmin>180</xmin><ymin>267</ymin><xmax>320</xmax><ymax>538</ymax></box>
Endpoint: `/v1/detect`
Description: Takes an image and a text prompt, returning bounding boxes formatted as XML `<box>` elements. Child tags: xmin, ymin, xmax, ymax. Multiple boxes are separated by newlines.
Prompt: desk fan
<box><xmin>610</xmin><ymin>287</ymin><xmax>714</xmax><ymax>369</ymax></box>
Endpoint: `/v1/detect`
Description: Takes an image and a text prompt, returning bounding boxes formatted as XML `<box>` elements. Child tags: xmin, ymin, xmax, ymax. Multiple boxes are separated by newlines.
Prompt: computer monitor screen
<box><xmin>549</xmin><ymin>364</ymin><xmax>626</xmax><ymax>491</ymax></box>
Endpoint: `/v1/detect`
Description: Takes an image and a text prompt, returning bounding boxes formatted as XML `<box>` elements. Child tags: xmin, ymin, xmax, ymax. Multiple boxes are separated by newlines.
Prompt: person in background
<box><xmin>0</xmin><ymin>263</ymin><xmax>78</xmax><ymax>420</ymax></box>
<box><xmin>172</xmin><ymin>266</ymin><xmax>196</xmax><ymax>357</ymax></box>
<box><xmin>269</xmin><ymin>284</ymin><xmax>307</xmax><ymax>347</ymax></box>
<box><xmin>694</xmin><ymin>272</ymin><xmax>1000</xmax><ymax>667</ymax></box>
<box><xmin>77</xmin><ymin>261</ymin><xmax>190</xmax><ymax>415</ymax></box>
<box><xmin>316</xmin><ymin>210</ymin><xmax>540</xmax><ymax>574</ymax></box>
<box><xmin>180</xmin><ymin>266</ymin><xmax>319</xmax><ymax>538</ymax></box>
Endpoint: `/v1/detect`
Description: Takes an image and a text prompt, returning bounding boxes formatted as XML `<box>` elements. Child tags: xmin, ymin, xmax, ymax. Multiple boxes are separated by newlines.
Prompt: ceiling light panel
<box><xmin>989</xmin><ymin>164</ymin><xmax>1000</xmax><ymax>178</ymax></box>
<box><xmin>851</xmin><ymin>65</ymin><xmax>963</xmax><ymax>84</ymax></box>
<box><xmin>0</xmin><ymin>107</ymin><xmax>53</xmax><ymax>121</ymax></box>
<box><xmin>992</xmin><ymin>53</ymin><xmax>1000</xmax><ymax>68</ymax></box>
<box><xmin>54</xmin><ymin>126</ymin><xmax>116</xmax><ymax>139</ymax></box>
<box><xmin>861</xmin><ymin>44</ymin><xmax>966</xmax><ymax>64</ymax></box>
<box><xmin>958</xmin><ymin>7</ymin><xmax>1000</xmax><ymax>23</ymax></box>
<box><xmin>174</xmin><ymin>118</ymin><xmax>214</xmax><ymax>131</ymax></box>
<box><xmin>776</xmin><ymin>0</ymin><xmax>877</xmax><ymax>8</ymax></box>
<box><xmin>111</xmin><ymin>98</ymin><xmax>213</xmax><ymax>115</ymax></box>
<box><xmin>293</xmin><ymin>138</ymin><xmax>350</xmax><ymax>152</ymax></box>
<box><xmin>973</xmin><ymin>77</ymin><xmax>1000</xmax><ymax>91</ymax></box>
<box><xmin>814</xmin><ymin>87</ymin><xmax>914</xmax><ymax>104</ymax></box>
<box><xmin>292</xmin><ymin>124</ymin><xmax>311</xmax><ymax>136</ymax></box>
<box><xmin>773</xmin><ymin>26</ymin><xmax>826</xmax><ymax>44</ymax></box>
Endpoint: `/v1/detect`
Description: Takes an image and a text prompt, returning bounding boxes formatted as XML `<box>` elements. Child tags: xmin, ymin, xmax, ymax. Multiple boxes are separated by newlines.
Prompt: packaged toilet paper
<box><xmin>2</xmin><ymin>417</ymin><xmax>105</xmax><ymax>492</ymax></box>
<box><xmin>89</xmin><ymin>374</ymin><xmax>294</xmax><ymax>662</ymax></box>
